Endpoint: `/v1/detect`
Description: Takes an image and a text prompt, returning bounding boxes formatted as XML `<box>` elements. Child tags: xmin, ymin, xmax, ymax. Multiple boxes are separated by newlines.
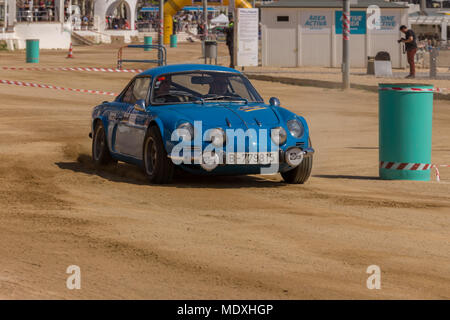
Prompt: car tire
<box><xmin>281</xmin><ymin>156</ymin><xmax>313</xmax><ymax>184</ymax></box>
<box><xmin>92</xmin><ymin>121</ymin><xmax>114</xmax><ymax>166</ymax></box>
<box><xmin>143</xmin><ymin>125</ymin><xmax>174</xmax><ymax>184</ymax></box>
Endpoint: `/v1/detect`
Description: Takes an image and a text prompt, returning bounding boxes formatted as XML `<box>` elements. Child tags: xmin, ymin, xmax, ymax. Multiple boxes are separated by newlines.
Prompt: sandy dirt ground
<box><xmin>243</xmin><ymin>65</ymin><xmax>450</xmax><ymax>89</ymax></box>
<box><xmin>244</xmin><ymin>68</ymin><xmax>450</xmax><ymax>93</ymax></box>
<box><xmin>0</xmin><ymin>43</ymin><xmax>449</xmax><ymax>299</ymax></box>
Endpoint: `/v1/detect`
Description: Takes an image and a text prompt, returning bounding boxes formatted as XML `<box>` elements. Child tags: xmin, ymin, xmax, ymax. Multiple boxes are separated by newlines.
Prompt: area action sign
<box><xmin>301</xmin><ymin>11</ymin><xmax>331</xmax><ymax>33</ymax></box>
<box><xmin>235</xmin><ymin>8</ymin><xmax>259</xmax><ymax>67</ymax></box>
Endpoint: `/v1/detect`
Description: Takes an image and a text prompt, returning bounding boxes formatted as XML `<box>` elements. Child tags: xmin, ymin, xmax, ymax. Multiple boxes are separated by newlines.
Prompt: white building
<box><xmin>261</xmin><ymin>0</ymin><xmax>410</xmax><ymax>68</ymax></box>
<box><xmin>1</xmin><ymin>0</ymin><xmax>139</xmax><ymax>49</ymax></box>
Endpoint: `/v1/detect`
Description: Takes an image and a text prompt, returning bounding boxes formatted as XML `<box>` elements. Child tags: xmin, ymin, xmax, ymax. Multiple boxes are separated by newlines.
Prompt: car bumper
<box><xmin>168</xmin><ymin>147</ymin><xmax>315</xmax><ymax>171</ymax></box>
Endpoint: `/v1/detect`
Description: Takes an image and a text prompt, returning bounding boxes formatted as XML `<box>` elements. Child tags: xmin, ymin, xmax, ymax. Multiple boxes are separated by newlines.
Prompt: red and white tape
<box><xmin>0</xmin><ymin>79</ymin><xmax>117</xmax><ymax>96</ymax></box>
<box><xmin>380</xmin><ymin>161</ymin><xmax>450</xmax><ymax>181</ymax></box>
<box><xmin>2</xmin><ymin>66</ymin><xmax>143</xmax><ymax>73</ymax></box>
<box><xmin>379</xmin><ymin>87</ymin><xmax>449</xmax><ymax>94</ymax></box>
<box><xmin>380</xmin><ymin>161</ymin><xmax>432</xmax><ymax>170</ymax></box>
<box><xmin>434</xmin><ymin>165</ymin><xmax>450</xmax><ymax>182</ymax></box>
<box><xmin>435</xmin><ymin>166</ymin><xmax>441</xmax><ymax>182</ymax></box>
<box><xmin>342</xmin><ymin>12</ymin><xmax>350</xmax><ymax>41</ymax></box>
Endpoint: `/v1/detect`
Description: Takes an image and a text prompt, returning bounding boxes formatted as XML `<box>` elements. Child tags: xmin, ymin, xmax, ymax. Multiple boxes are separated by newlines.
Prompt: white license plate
<box><xmin>226</xmin><ymin>152</ymin><xmax>279</xmax><ymax>165</ymax></box>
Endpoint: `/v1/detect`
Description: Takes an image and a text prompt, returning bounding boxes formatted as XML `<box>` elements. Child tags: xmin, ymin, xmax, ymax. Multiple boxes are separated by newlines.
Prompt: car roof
<box><xmin>138</xmin><ymin>64</ymin><xmax>241</xmax><ymax>77</ymax></box>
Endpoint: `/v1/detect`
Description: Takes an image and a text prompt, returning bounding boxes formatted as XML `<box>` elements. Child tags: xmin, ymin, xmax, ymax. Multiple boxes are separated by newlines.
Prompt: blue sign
<box><xmin>335</xmin><ymin>11</ymin><xmax>366</xmax><ymax>35</ymax></box>
<box><xmin>378</xmin><ymin>15</ymin><xmax>397</xmax><ymax>31</ymax></box>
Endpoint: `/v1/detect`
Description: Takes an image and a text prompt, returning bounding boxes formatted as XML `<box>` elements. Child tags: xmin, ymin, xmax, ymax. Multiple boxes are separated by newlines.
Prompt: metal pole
<box><xmin>441</xmin><ymin>20</ymin><xmax>447</xmax><ymax>45</ymax></box>
<box><xmin>203</xmin><ymin>0</ymin><xmax>208</xmax><ymax>64</ymax></box>
<box><xmin>68</xmin><ymin>0</ymin><xmax>73</xmax><ymax>27</ymax></box>
<box><xmin>158</xmin><ymin>0</ymin><xmax>164</xmax><ymax>66</ymax></box>
<box><xmin>203</xmin><ymin>0</ymin><xmax>208</xmax><ymax>38</ymax></box>
<box><xmin>58</xmin><ymin>0</ymin><xmax>64</xmax><ymax>23</ymax></box>
<box><xmin>429</xmin><ymin>47</ymin><xmax>437</xmax><ymax>78</ymax></box>
<box><xmin>342</xmin><ymin>0</ymin><xmax>350</xmax><ymax>90</ymax></box>
<box><xmin>229</xmin><ymin>0</ymin><xmax>235</xmax><ymax>21</ymax></box>
<box><xmin>420</xmin><ymin>0</ymin><xmax>427</xmax><ymax>14</ymax></box>
<box><xmin>4</xmin><ymin>0</ymin><xmax>7</xmax><ymax>32</ymax></box>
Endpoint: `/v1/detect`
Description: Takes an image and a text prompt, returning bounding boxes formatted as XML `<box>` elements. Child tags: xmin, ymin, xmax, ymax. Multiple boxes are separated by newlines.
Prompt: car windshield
<box><xmin>150</xmin><ymin>71</ymin><xmax>263</xmax><ymax>105</ymax></box>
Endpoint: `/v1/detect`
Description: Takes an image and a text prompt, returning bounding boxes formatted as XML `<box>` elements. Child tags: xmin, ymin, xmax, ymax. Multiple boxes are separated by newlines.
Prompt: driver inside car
<box><xmin>208</xmin><ymin>76</ymin><xmax>230</xmax><ymax>95</ymax></box>
<box><xmin>154</xmin><ymin>76</ymin><xmax>182</xmax><ymax>103</ymax></box>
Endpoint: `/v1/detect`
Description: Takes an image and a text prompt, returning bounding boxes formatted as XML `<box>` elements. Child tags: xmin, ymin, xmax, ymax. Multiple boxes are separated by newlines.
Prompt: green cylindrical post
<box><xmin>379</xmin><ymin>83</ymin><xmax>434</xmax><ymax>181</ymax></box>
<box><xmin>144</xmin><ymin>36</ymin><xmax>152</xmax><ymax>51</ymax></box>
<box><xmin>26</xmin><ymin>39</ymin><xmax>40</xmax><ymax>63</ymax></box>
<box><xmin>170</xmin><ymin>34</ymin><xmax>177</xmax><ymax>48</ymax></box>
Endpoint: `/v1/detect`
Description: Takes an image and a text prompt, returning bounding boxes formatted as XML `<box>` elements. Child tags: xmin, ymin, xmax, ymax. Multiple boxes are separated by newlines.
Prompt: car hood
<box><xmin>168</xmin><ymin>103</ymin><xmax>280</xmax><ymax>128</ymax></box>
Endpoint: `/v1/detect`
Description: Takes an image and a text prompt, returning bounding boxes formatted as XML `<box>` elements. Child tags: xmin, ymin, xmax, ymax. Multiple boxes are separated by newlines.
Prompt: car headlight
<box><xmin>287</xmin><ymin>119</ymin><xmax>304</xmax><ymax>138</ymax></box>
<box><xmin>271</xmin><ymin>127</ymin><xmax>287</xmax><ymax>145</ymax></box>
<box><xmin>176</xmin><ymin>122</ymin><xmax>194</xmax><ymax>141</ymax></box>
<box><xmin>205</xmin><ymin>128</ymin><xmax>226</xmax><ymax>147</ymax></box>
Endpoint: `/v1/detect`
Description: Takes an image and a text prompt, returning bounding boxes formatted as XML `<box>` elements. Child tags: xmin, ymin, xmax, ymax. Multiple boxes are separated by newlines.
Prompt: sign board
<box><xmin>335</xmin><ymin>11</ymin><xmax>366</xmax><ymax>34</ymax></box>
<box><xmin>301</xmin><ymin>11</ymin><xmax>331</xmax><ymax>33</ymax></box>
<box><xmin>235</xmin><ymin>8</ymin><xmax>259</xmax><ymax>67</ymax></box>
<box><xmin>372</xmin><ymin>14</ymin><xmax>400</xmax><ymax>33</ymax></box>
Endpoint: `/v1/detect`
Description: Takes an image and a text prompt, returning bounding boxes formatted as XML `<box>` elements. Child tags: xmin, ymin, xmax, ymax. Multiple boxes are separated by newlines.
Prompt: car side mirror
<box><xmin>269</xmin><ymin>97</ymin><xmax>280</xmax><ymax>107</ymax></box>
<box><xmin>134</xmin><ymin>99</ymin><xmax>146</xmax><ymax>112</ymax></box>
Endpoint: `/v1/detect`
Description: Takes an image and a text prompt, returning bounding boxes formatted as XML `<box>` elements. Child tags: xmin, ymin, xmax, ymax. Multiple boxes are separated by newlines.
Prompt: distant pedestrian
<box><xmin>197</xmin><ymin>23</ymin><xmax>204</xmax><ymax>37</ymax></box>
<box><xmin>173</xmin><ymin>16</ymin><xmax>177</xmax><ymax>35</ymax></box>
<box><xmin>399</xmin><ymin>25</ymin><xmax>418</xmax><ymax>79</ymax></box>
<box><xmin>225</xmin><ymin>21</ymin><xmax>234</xmax><ymax>68</ymax></box>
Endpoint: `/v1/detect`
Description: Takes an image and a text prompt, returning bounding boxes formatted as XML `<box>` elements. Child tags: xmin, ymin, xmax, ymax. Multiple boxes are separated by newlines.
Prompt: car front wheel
<box><xmin>92</xmin><ymin>122</ymin><xmax>114</xmax><ymax>166</ymax></box>
<box><xmin>143</xmin><ymin>125</ymin><xmax>174</xmax><ymax>184</ymax></box>
<box><xmin>281</xmin><ymin>156</ymin><xmax>313</xmax><ymax>184</ymax></box>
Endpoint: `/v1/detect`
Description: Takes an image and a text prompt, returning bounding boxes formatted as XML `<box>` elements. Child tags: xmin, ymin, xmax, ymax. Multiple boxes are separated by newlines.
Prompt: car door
<box><xmin>114</xmin><ymin>76</ymin><xmax>152</xmax><ymax>158</ymax></box>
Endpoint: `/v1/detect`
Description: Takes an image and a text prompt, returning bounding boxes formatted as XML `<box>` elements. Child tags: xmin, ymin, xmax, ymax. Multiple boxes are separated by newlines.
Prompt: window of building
<box><xmin>277</xmin><ymin>16</ymin><xmax>289</xmax><ymax>22</ymax></box>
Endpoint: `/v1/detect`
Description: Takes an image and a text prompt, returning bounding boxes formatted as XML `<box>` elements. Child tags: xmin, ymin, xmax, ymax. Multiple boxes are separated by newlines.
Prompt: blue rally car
<box><xmin>90</xmin><ymin>64</ymin><xmax>314</xmax><ymax>184</ymax></box>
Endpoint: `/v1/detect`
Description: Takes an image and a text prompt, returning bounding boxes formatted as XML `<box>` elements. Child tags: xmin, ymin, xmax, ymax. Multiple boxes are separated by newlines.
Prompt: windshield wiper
<box><xmin>191</xmin><ymin>95</ymin><xmax>205</xmax><ymax>104</ymax></box>
<box><xmin>202</xmin><ymin>95</ymin><xmax>248</xmax><ymax>104</ymax></box>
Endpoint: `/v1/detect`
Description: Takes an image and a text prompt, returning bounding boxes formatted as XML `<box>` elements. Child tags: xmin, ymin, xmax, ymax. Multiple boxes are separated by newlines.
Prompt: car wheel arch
<box><xmin>92</xmin><ymin>118</ymin><xmax>102</xmax><ymax>130</ymax></box>
<box><xmin>93</xmin><ymin>116</ymin><xmax>109</xmax><ymax>130</ymax></box>
<box><xmin>146</xmin><ymin>119</ymin><xmax>168</xmax><ymax>151</ymax></box>
<box><xmin>93</xmin><ymin>117</ymin><xmax>112</xmax><ymax>144</ymax></box>
<box><xmin>147</xmin><ymin>118</ymin><xmax>164</xmax><ymax>137</ymax></box>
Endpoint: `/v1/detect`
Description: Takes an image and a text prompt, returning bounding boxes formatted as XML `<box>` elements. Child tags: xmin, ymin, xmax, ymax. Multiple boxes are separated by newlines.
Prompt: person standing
<box><xmin>225</xmin><ymin>20</ymin><xmax>234</xmax><ymax>68</ymax></box>
<box><xmin>173</xmin><ymin>16</ymin><xmax>177</xmax><ymax>35</ymax></box>
<box><xmin>399</xmin><ymin>25</ymin><xmax>418</xmax><ymax>79</ymax></box>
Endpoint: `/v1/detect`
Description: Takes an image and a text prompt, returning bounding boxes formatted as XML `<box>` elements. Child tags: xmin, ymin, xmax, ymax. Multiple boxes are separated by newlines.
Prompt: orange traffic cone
<box><xmin>67</xmin><ymin>43</ymin><xmax>74</xmax><ymax>58</ymax></box>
